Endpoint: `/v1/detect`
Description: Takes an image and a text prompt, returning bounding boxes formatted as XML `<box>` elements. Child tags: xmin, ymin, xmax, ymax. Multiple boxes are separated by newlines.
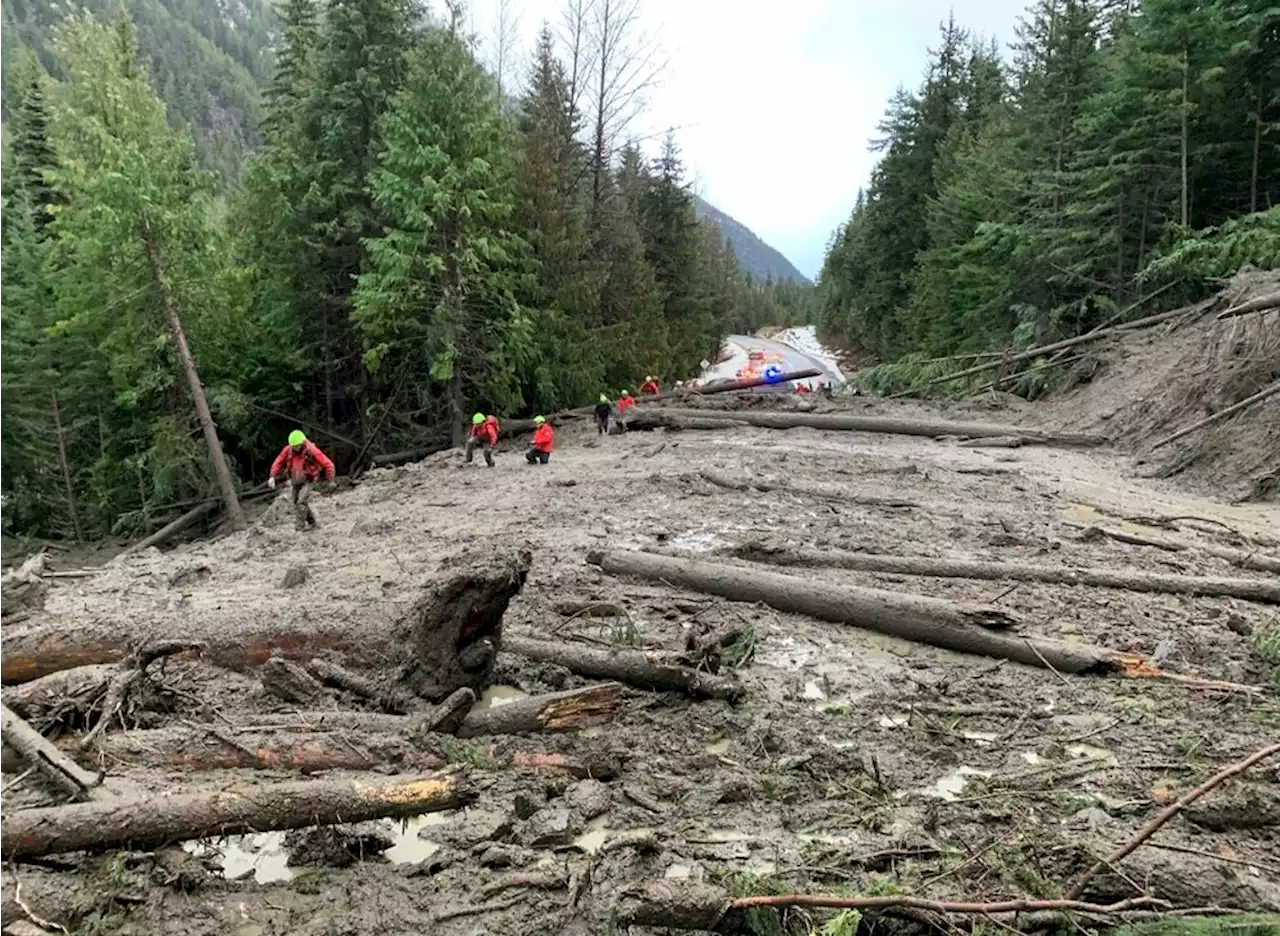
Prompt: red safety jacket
<box><xmin>532</xmin><ymin>423</ymin><xmax>554</xmax><ymax>453</ymax></box>
<box><xmin>469</xmin><ymin>418</ymin><xmax>498</xmax><ymax>446</ymax></box>
<box><xmin>617</xmin><ymin>395</ymin><xmax>635</xmax><ymax>414</ymax></box>
<box><xmin>270</xmin><ymin>441</ymin><xmax>336</xmax><ymax>486</ymax></box>
<box><xmin>639</xmin><ymin>379</ymin><xmax>660</xmax><ymax>395</ymax></box>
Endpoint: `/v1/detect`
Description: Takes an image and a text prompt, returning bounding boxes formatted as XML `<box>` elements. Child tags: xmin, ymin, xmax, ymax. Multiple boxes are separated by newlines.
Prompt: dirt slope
<box><xmin>4</xmin><ymin>392</ymin><xmax>1279</xmax><ymax>934</ymax></box>
<box><xmin>1044</xmin><ymin>270</ymin><xmax>1280</xmax><ymax>502</ymax></box>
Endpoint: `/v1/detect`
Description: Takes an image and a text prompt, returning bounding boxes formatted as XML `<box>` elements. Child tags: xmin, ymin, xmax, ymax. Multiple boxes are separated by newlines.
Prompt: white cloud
<box><xmin>462</xmin><ymin>0</ymin><xmax>1028</xmax><ymax>278</ymax></box>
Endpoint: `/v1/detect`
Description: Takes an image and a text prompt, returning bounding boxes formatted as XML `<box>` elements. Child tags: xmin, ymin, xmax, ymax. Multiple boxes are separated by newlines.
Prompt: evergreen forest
<box><xmin>1</xmin><ymin>1</ymin><xmax>811</xmax><ymax>541</ymax></box>
<box><xmin>817</xmin><ymin>0</ymin><xmax>1279</xmax><ymax>391</ymax></box>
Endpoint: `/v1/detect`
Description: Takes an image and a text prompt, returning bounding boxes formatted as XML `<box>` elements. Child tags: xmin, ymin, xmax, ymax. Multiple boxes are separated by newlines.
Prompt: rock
<box><xmin>566</xmin><ymin>779</ymin><xmax>612</xmax><ymax>820</ymax></box>
<box><xmin>715</xmin><ymin>778</ymin><xmax>757</xmax><ymax>804</ymax></box>
<box><xmin>475</xmin><ymin>842</ymin><xmax>535</xmax><ymax>868</ymax></box>
<box><xmin>513</xmin><ymin>791</ymin><xmax>544</xmax><ymax>820</ymax></box>
<box><xmin>280</xmin><ymin>565</ymin><xmax>308</xmax><ymax>589</ymax></box>
<box><xmin>168</xmin><ymin>564</ymin><xmax>211</xmax><ymax>588</ymax></box>
<box><xmin>520</xmin><ymin>807</ymin><xmax>580</xmax><ymax>848</ymax></box>
<box><xmin>1184</xmin><ymin>783</ymin><xmax>1280</xmax><ymax>831</ymax></box>
<box><xmin>438</xmin><ymin>809</ymin><xmax>513</xmax><ymax>848</ymax></box>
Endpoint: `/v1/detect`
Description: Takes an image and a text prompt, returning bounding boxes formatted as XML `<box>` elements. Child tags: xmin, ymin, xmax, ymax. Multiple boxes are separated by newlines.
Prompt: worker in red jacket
<box><xmin>465</xmin><ymin>412</ymin><xmax>499</xmax><ymax>467</ymax></box>
<box><xmin>268</xmin><ymin>430</ymin><xmax>336</xmax><ymax>530</ymax></box>
<box><xmin>525</xmin><ymin>415</ymin><xmax>554</xmax><ymax>465</ymax></box>
<box><xmin>615</xmin><ymin>390</ymin><xmax>635</xmax><ymax>433</ymax></box>
<box><xmin>639</xmin><ymin>375</ymin><xmax>660</xmax><ymax>396</ymax></box>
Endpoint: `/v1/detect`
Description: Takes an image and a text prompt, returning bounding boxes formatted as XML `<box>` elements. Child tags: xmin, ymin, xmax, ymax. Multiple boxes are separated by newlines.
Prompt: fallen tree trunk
<box><xmin>691</xmin><ymin>368</ymin><xmax>823</xmax><ymax>394</ymax></box>
<box><xmin>697</xmin><ymin>469</ymin><xmax>920</xmax><ymax>509</ymax></box>
<box><xmin>115</xmin><ymin>501</ymin><xmax>217</xmax><ymax>561</ymax></box>
<box><xmin>590</xmin><ymin>550</ymin><xmax>1118</xmax><ymax>674</ymax></box>
<box><xmin>0</xmin><ymin>702</ymin><xmax>101</xmax><ymax>800</ymax></box>
<box><xmin>918</xmin><ymin>302</ymin><xmax>1207</xmax><ymax>390</ymax></box>
<box><xmin>370</xmin><ymin>439</ymin><xmax>450</xmax><ymax>468</ymax></box>
<box><xmin>1215</xmin><ymin>291</ymin><xmax>1280</xmax><ymax>321</ymax></box>
<box><xmin>1077</xmin><ymin>525</ymin><xmax>1280</xmax><ymax>575</ymax></box>
<box><xmin>224</xmin><ymin>684</ymin><xmax>623</xmax><ymax>739</ymax></box>
<box><xmin>3</xmin><ymin>549</ymin><xmax>531</xmax><ymax>688</ymax></box>
<box><xmin>455</xmin><ymin>682</ymin><xmax>622</xmax><ymax>737</ymax></box>
<box><xmin>1151</xmin><ymin>380</ymin><xmax>1280</xmax><ymax>450</ymax></box>
<box><xmin>734</xmin><ymin>543</ymin><xmax>1280</xmax><ymax>605</ymax></box>
<box><xmin>646</xmin><ymin>408</ymin><xmax>1103</xmax><ymax>447</ymax></box>
<box><xmin>1</xmin><ymin>664</ymin><xmax>118</xmax><ymax>729</ymax></box>
<box><xmin>1</xmin><ymin>769</ymin><xmax>473</xmax><ymax>859</ymax></box>
<box><xmin>621</xmin><ymin>413</ymin><xmax>742</xmax><ymax>433</ymax></box>
<box><xmin>503</xmin><ymin>637</ymin><xmax>746</xmax><ymax>700</ymax></box>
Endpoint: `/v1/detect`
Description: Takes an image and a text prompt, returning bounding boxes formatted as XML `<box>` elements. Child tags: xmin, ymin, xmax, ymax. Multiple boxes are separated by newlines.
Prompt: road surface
<box><xmin>698</xmin><ymin>333</ymin><xmax>843</xmax><ymax>391</ymax></box>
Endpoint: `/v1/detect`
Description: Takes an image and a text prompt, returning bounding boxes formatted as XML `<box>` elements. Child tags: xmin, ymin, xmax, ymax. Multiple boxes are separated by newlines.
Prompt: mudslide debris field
<box><xmin>2</xmin><ymin>391</ymin><xmax>1278</xmax><ymax>935</ymax></box>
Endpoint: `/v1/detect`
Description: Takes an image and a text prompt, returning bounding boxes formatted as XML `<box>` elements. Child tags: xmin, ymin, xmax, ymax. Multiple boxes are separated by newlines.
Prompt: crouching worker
<box><xmin>268</xmin><ymin>430</ymin><xmax>336</xmax><ymax>530</ymax></box>
<box><xmin>465</xmin><ymin>412</ymin><xmax>499</xmax><ymax>466</ymax></box>
<box><xmin>594</xmin><ymin>394</ymin><xmax>612</xmax><ymax>435</ymax></box>
<box><xmin>525</xmin><ymin>415</ymin><xmax>554</xmax><ymax>465</ymax></box>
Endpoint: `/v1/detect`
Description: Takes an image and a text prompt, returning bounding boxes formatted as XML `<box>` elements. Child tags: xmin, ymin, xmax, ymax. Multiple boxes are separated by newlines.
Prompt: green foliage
<box><xmin>1113</xmin><ymin>916</ymin><xmax>1280</xmax><ymax>936</ymax></box>
<box><xmin>819</xmin><ymin>0</ymin><xmax>1280</xmax><ymax>388</ymax></box>
<box><xmin>1249</xmin><ymin>615</ymin><xmax>1280</xmax><ymax>685</ymax></box>
<box><xmin>1</xmin><ymin>0</ymin><xmax>808</xmax><ymax>542</ymax></box>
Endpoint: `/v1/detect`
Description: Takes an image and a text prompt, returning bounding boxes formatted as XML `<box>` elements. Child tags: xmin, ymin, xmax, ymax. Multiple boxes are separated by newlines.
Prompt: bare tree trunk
<box><xmin>139</xmin><ymin>221</ymin><xmax>245</xmax><ymax>531</ymax></box>
<box><xmin>1250</xmin><ymin>85</ymin><xmax>1262</xmax><ymax>214</ymax></box>
<box><xmin>492</xmin><ymin>0</ymin><xmax>520</xmax><ymax>101</ymax></box>
<box><xmin>50</xmin><ymin>391</ymin><xmax>83</xmax><ymax>543</ymax></box>
<box><xmin>560</xmin><ymin>0</ymin><xmax>594</xmax><ymax>125</ymax></box>
<box><xmin>1180</xmin><ymin>43</ymin><xmax>1189</xmax><ymax>228</ymax></box>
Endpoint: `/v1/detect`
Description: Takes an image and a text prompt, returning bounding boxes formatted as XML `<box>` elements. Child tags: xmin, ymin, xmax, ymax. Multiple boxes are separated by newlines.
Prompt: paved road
<box><xmin>721</xmin><ymin>334</ymin><xmax>843</xmax><ymax>388</ymax></box>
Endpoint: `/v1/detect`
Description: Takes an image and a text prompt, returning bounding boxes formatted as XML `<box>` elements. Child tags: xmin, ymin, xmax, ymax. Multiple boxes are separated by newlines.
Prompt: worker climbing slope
<box><xmin>268</xmin><ymin>430</ymin><xmax>336</xmax><ymax>530</ymax></box>
<box><xmin>526</xmin><ymin>416</ymin><xmax>554</xmax><ymax>465</ymax></box>
<box><xmin>594</xmin><ymin>394</ymin><xmax>612</xmax><ymax>435</ymax></box>
<box><xmin>639</xmin><ymin>375</ymin><xmax>660</xmax><ymax>396</ymax></box>
<box><xmin>465</xmin><ymin>412</ymin><xmax>499</xmax><ymax>467</ymax></box>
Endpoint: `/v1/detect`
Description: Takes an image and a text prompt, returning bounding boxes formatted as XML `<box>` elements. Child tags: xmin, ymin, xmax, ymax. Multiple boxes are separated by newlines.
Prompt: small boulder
<box><xmin>566</xmin><ymin>778</ymin><xmax>612</xmax><ymax>820</ymax></box>
<box><xmin>280</xmin><ymin>564</ymin><xmax>308</xmax><ymax>589</ymax></box>
<box><xmin>520</xmin><ymin>807</ymin><xmax>580</xmax><ymax>848</ymax></box>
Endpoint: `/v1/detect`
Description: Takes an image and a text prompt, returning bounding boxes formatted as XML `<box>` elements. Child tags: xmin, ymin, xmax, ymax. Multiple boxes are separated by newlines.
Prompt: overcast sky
<box><xmin>462</xmin><ymin>0</ymin><xmax>1029</xmax><ymax>279</ymax></box>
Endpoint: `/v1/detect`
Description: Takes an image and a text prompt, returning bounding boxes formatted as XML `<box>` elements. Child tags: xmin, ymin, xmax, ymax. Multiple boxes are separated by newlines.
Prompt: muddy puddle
<box><xmin>182</xmin><ymin>812</ymin><xmax>458</xmax><ymax>883</ymax></box>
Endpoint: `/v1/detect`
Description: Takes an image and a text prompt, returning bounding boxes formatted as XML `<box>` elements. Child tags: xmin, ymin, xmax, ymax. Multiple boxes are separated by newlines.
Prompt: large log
<box><xmin>0</xmin><ymin>702</ymin><xmax>101</xmax><ymax>800</ymax></box>
<box><xmin>642</xmin><ymin>408</ymin><xmax>1103</xmax><ymax>447</ymax></box>
<box><xmin>698</xmin><ymin>469</ymin><xmax>919</xmax><ymax>509</ymax></box>
<box><xmin>691</xmin><ymin>368</ymin><xmax>823</xmax><ymax>394</ymax></box>
<box><xmin>115</xmin><ymin>500</ymin><xmax>217</xmax><ymax>561</ymax></box>
<box><xmin>1</xmin><ymin>664</ymin><xmax>118</xmax><ymax>729</ymax></box>
<box><xmin>1151</xmin><ymin>380</ymin><xmax>1280</xmax><ymax>450</ymax></box>
<box><xmin>503</xmin><ymin>637</ymin><xmax>746</xmax><ymax>700</ymax></box>
<box><xmin>589</xmin><ymin>550</ymin><xmax>1118</xmax><ymax>674</ymax></box>
<box><xmin>620</xmin><ymin>413</ymin><xmax>742</xmax><ymax>433</ymax></box>
<box><xmin>2</xmin><ymin>549</ymin><xmax>532</xmax><ymax>688</ymax></box>
<box><xmin>734</xmin><ymin>543</ymin><xmax>1280</xmax><ymax>605</ymax></box>
<box><xmin>1077</xmin><ymin>525</ymin><xmax>1280</xmax><ymax>575</ymax></box>
<box><xmin>1</xmin><ymin>769</ymin><xmax>473</xmax><ymax>859</ymax></box>
<box><xmin>455</xmin><ymin>682</ymin><xmax>622</xmax><ymax>737</ymax></box>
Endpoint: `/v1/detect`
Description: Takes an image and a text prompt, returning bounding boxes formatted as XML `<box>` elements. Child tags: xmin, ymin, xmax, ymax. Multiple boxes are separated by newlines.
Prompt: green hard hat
<box><xmin>288</xmin><ymin>429</ymin><xmax>306</xmax><ymax>447</ymax></box>
<box><xmin>534</xmin><ymin>415</ymin><xmax>546</xmax><ymax>425</ymax></box>
<box><xmin>599</xmin><ymin>393</ymin><xmax>609</xmax><ymax>403</ymax></box>
<box><xmin>472</xmin><ymin>412</ymin><xmax>485</xmax><ymax>425</ymax></box>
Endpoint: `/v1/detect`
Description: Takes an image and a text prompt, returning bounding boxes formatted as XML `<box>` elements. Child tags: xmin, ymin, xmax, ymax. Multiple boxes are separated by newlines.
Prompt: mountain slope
<box><xmin>694</xmin><ymin>195</ymin><xmax>810</xmax><ymax>285</ymax></box>
<box><xmin>2</xmin><ymin>0</ymin><xmax>275</xmax><ymax>183</ymax></box>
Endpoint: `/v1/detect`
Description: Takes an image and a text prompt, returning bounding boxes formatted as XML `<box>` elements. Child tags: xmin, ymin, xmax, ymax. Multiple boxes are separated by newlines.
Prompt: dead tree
<box><xmin>586</xmin><ymin>0</ymin><xmax>662</xmax><ymax>219</ymax></box>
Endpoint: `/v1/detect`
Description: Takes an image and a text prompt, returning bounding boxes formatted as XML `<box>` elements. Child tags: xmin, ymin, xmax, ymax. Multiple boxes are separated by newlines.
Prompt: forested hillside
<box><xmin>693</xmin><ymin>196</ymin><xmax>811</xmax><ymax>285</ymax></box>
<box><xmin>818</xmin><ymin>0</ymin><xmax>1279</xmax><ymax>379</ymax></box>
<box><xmin>0</xmin><ymin>1</ymin><xmax>810</xmax><ymax>541</ymax></box>
<box><xmin>2</xmin><ymin>0</ymin><xmax>275</xmax><ymax>182</ymax></box>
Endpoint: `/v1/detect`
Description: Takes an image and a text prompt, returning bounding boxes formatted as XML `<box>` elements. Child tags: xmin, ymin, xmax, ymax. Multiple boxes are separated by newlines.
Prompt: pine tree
<box><xmin>353</xmin><ymin>26</ymin><xmax>531</xmax><ymax>443</ymax></box>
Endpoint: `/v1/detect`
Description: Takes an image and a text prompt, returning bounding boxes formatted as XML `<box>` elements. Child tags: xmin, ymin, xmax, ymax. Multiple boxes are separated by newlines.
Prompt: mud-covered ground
<box><xmin>3</xmin><ymin>394</ymin><xmax>1279</xmax><ymax>936</ymax></box>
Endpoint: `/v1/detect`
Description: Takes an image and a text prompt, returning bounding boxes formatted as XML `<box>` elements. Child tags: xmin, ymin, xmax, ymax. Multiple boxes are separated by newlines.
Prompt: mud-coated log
<box><xmin>1078</xmin><ymin>525</ymin><xmax>1280</xmax><ymax>575</ymax></box>
<box><xmin>643</xmin><ymin>408</ymin><xmax>1103</xmax><ymax>447</ymax></box>
<box><xmin>2</xmin><ymin>768</ymin><xmax>473</xmax><ymax>859</ymax></box>
<box><xmin>590</xmin><ymin>550</ymin><xmax>1118</xmax><ymax>674</ymax></box>
<box><xmin>456</xmin><ymin>683</ymin><xmax>622</xmax><ymax>737</ymax></box>
<box><xmin>370</xmin><ymin>439</ymin><xmax>451</xmax><ymax>467</ymax></box>
<box><xmin>698</xmin><ymin>469</ymin><xmax>919</xmax><ymax>509</ymax></box>
<box><xmin>116</xmin><ymin>501</ymin><xmax>218</xmax><ymax>561</ymax></box>
<box><xmin>503</xmin><ymin>637</ymin><xmax>746</xmax><ymax>700</ymax></box>
<box><xmin>0</xmin><ymin>622</ymin><xmax>363</xmax><ymax>686</ymax></box>
<box><xmin>621</xmin><ymin>413</ymin><xmax>742</xmax><ymax>432</ymax></box>
<box><xmin>0</xmin><ymin>702</ymin><xmax>101</xmax><ymax>800</ymax></box>
<box><xmin>692</xmin><ymin>368</ymin><xmax>824</xmax><ymax>394</ymax></box>
<box><xmin>734</xmin><ymin>543</ymin><xmax>1280</xmax><ymax>605</ymax></box>
<box><xmin>1</xmin><ymin>664</ymin><xmax>117</xmax><ymax>728</ymax></box>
